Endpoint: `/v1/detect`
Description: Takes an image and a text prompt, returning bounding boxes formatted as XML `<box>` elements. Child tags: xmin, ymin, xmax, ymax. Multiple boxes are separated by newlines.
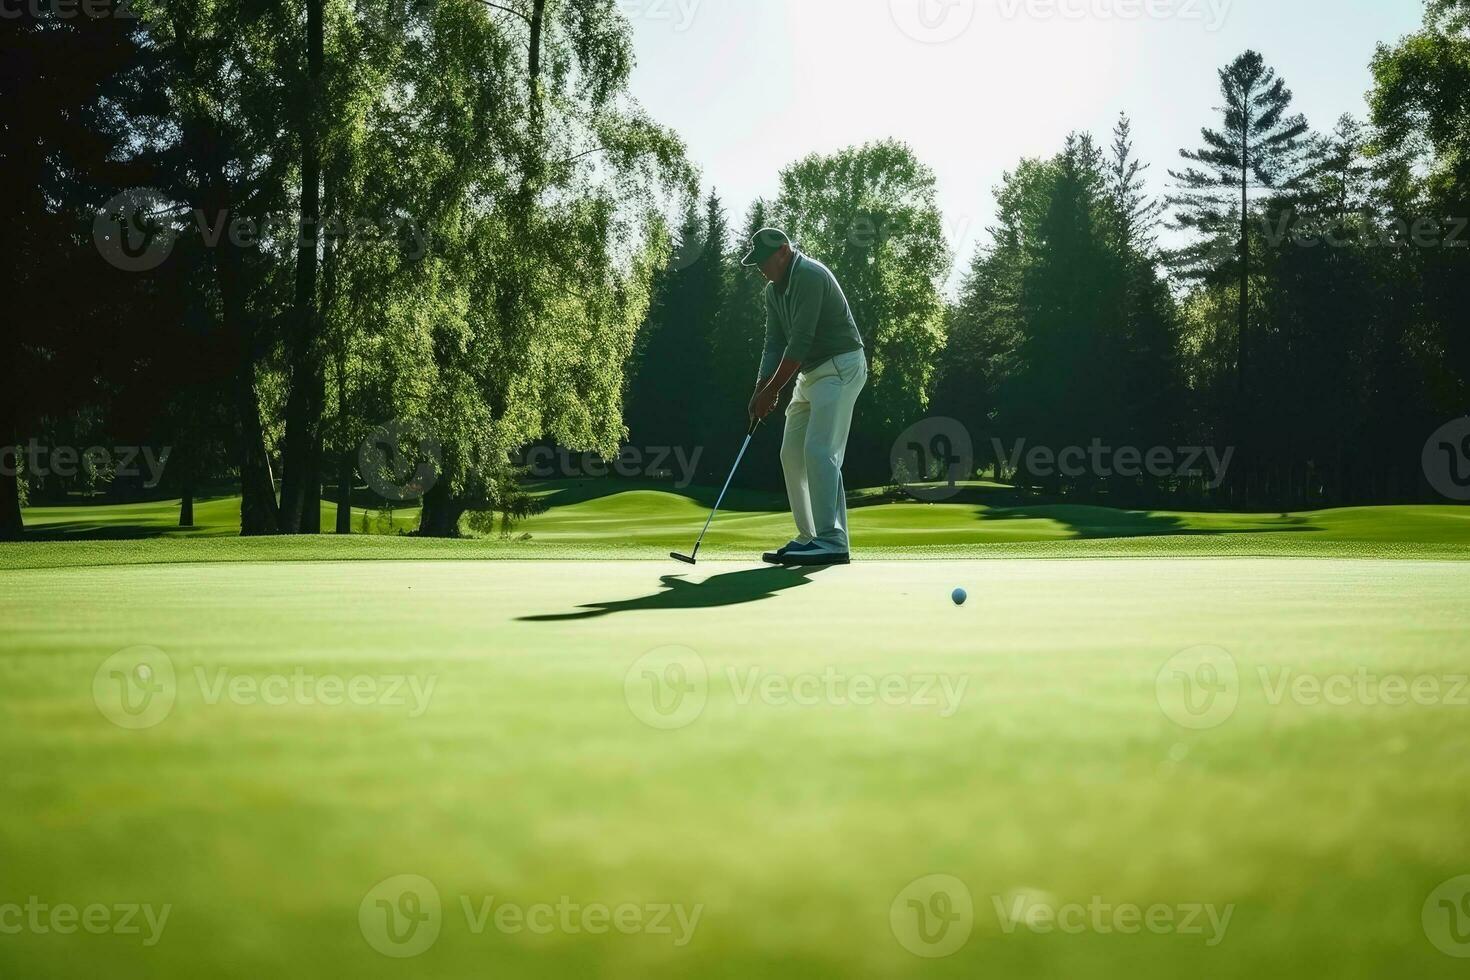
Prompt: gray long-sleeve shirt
<box><xmin>757</xmin><ymin>252</ymin><xmax>865</xmax><ymax>381</ymax></box>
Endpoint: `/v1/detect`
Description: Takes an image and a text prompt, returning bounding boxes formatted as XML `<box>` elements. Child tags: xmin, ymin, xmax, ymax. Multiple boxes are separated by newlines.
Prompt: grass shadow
<box><xmin>22</xmin><ymin>521</ymin><xmax>175</xmax><ymax>541</ymax></box>
<box><xmin>519</xmin><ymin>565</ymin><xmax>829</xmax><ymax>622</ymax></box>
<box><xmin>978</xmin><ymin>502</ymin><xmax>1322</xmax><ymax>539</ymax></box>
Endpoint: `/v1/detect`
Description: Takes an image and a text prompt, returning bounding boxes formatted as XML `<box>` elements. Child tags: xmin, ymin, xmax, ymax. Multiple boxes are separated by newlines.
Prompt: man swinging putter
<box><xmin>743</xmin><ymin>228</ymin><xmax>868</xmax><ymax>566</ymax></box>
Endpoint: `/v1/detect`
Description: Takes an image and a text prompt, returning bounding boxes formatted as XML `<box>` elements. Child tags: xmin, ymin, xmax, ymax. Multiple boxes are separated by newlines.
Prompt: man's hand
<box><xmin>748</xmin><ymin>357</ymin><xmax>803</xmax><ymax>421</ymax></box>
<box><xmin>749</xmin><ymin>385</ymin><xmax>780</xmax><ymax>421</ymax></box>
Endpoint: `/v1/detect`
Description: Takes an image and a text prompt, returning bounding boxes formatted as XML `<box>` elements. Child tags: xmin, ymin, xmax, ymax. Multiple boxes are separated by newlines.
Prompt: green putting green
<box><xmin>2</xmin><ymin>555</ymin><xmax>1469</xmax><ymax>977</ymax></box>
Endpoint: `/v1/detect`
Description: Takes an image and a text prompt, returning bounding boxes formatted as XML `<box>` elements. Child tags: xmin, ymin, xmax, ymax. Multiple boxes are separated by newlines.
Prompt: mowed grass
<box><xmin>2</xmin><ymin>557</ymin><xmax>1469</xmax><ymax>978</ymax></box>
<box><xmin>8</xmin><ymin>482</ymin><xmax>1470</xmax><ymax>569</ymax></box>
<box><xmin>18</xmin><ymin>493</ymin><xmax>423</xmax><ymax>539</ymax></box>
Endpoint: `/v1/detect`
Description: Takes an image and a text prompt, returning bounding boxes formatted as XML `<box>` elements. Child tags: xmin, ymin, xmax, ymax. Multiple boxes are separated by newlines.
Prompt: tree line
<box><xmin>3</xmin><ymin>0</ymin><xmax>1466</xmax><ymax>540</ymax></box>
<box><xmin>630</xmin><ymin>6</ymin><xmax>1469</xmax><ymax>508</ymax></box>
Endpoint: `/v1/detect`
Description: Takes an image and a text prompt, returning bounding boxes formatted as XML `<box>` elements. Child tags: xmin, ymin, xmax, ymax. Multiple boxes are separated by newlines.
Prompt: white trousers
<box><xmin>779</xmin><ymin>349</ymin><xmax>867</xmax><ymax>552</ymax></box>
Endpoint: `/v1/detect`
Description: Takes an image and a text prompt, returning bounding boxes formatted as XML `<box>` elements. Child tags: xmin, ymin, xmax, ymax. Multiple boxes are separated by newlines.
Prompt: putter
<box><xmin>672</xmin><ymin>418</ymin><xmax>763</xmax><ymax>565</ymax></box>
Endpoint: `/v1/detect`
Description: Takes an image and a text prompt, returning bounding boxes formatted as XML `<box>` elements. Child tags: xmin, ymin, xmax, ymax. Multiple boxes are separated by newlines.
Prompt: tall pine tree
<box><xmin>1170</xmin><ymin>51</ymin><xmax>1310</xmax><ymax>403</ymax></box>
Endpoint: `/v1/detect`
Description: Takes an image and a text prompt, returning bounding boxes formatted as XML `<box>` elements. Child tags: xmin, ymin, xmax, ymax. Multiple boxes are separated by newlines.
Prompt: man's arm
<box><xmin>756</xmin><ymin>289</ymin><xmax>784</xmax><ymax>384</ymax></box>
<box><xmin>750</xmin><ymin>268</ymin><xmax>819</xmax><ymax>419</ymax></box>
<box><xmin>749</xmin><ymin>357</ymin><xmax>801</xmax><ymax>420</ymax></box>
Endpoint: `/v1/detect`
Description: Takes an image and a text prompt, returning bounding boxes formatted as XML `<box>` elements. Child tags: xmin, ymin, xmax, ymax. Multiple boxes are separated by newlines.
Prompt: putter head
<box><xmin>670</xmin><ymin>552</ymin><xmax>698</xmax><ymax>566</ymax></box>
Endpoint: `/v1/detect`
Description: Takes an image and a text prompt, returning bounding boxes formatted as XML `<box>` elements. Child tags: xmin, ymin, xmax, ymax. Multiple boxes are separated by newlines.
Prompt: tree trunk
<box><xmin>528</xmin><ymin>0</ymin><xmax>546</xmax><ymax>107</ymax></box>
<box><xmin>332</xmin><ymin>336</ymin><xmax>353</xmax><ymax>535</ymax></box>
<box><xmin>213</xmin><ymin>224</ymin><xmax>280</xmax><ymax>536</ymax></box>
<box><xmin>417</xmin><ymin>479</ymin><xmax>466</xmax><ymax>538</ymax></box>
<box><xmin>236</xmin><ymin>364</ymin><xmax>279</xmax><ymax>535</ymax></box>
<box><xmin>210</xmin><ymin>216</ymin><xmax>280</xmax><ymax>536</ymax></box>
<box><xmin>0</xmin><ymin>417</ymin><xmax>22</xmax><ymax>541</ymax></box>
<box><xmin>303</xmin><ymin>439</ymin><xmax>322</xmax><ymax>533</ymax></box>
<box><xmin>278</xmin><ymin>0</ymin><xmax>326</xmax><ymax>534</ymax></box>
<box><xmin>180</xmin><ymin>480</ymin><xmax>195</xmax><ymax>527</ymax></box>
<box><xmin>335</xmin><ymin>448</ymin><xmax>353</xmax><ymax>534</ymax></box>
<box><xmin>1237</xmin><ymin>156</ymin><xmax>1250</xmax><ymax>399</ymax></box>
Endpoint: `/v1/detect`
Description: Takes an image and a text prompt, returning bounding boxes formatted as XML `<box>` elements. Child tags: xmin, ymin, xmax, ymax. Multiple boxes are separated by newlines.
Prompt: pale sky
<box><xmin>624</xmin><ymin>0</ymin><xmax>1427</xmax><ymax>290</ymax></box>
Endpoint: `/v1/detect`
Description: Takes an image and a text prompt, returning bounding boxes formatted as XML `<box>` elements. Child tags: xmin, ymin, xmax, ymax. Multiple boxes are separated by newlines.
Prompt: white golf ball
<box><xmin>952</xmin><ymin>588</ymin><xmax>967</xmax><ymax>606</ymax></box>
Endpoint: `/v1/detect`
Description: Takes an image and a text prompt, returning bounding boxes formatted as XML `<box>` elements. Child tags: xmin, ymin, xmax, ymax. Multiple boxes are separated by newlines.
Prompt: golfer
<box><xmin>743</xmin><ymin>228</ymin><xmax>867</xmax><ymax>566</ymax></box>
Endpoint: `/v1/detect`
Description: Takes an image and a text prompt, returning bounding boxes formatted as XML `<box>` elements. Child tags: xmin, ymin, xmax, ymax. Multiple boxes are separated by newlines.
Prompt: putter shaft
<box><xmin>677</xmin><ymin>419</ymin><xmax>761</xmax><ymax>563</ymax></box>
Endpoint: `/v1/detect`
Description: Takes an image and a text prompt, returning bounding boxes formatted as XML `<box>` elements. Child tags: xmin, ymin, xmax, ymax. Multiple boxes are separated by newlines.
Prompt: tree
<box><xmin>626</xmin><ymin>201</ymin><xmax>713</xmax><ymax>454</ymax></box>
<box><xmin>1170</xmin><ymin>50</ymin><xmax>1310</xmax><ymax>404</ymax></box>
<box><xmin>766</xmin><ymin>140</ymin><xmax>950</xmax><ymax>483</ymax></box>
<box><xmin>1009</xmin><ymin>135</ymin><xmax>1132</xmax><ymax>490</ymax></box>
<box><xmin>1369</xmin><ymin>0</ymin><xmax>1470</xmax><ymax>406</ymax></box>
<box><xmin>0</xmin><ymin>0</ymin><xmax>154</xmax><ymax>539</ymax></box>
<box><xmin>277</xmin><ymin>0</ymin><xmax>328</xmax><ymax>534</ymax></box>
<box><xmin>1105</xmin><ymin>117</ymin><xmax>1183</xmax><ymax>470</ymax></box>
<box><xmin>408</xmin><ymin>0</ymin><xmax>690</xmax><ymax>535</ymax></box>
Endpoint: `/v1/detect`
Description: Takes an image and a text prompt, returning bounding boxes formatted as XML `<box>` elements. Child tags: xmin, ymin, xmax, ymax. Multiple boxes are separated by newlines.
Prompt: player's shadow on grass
<box><xmin>519</xmin><ymin>566</ymin><xmax>829</xmax><ymax>622</ymax></box>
